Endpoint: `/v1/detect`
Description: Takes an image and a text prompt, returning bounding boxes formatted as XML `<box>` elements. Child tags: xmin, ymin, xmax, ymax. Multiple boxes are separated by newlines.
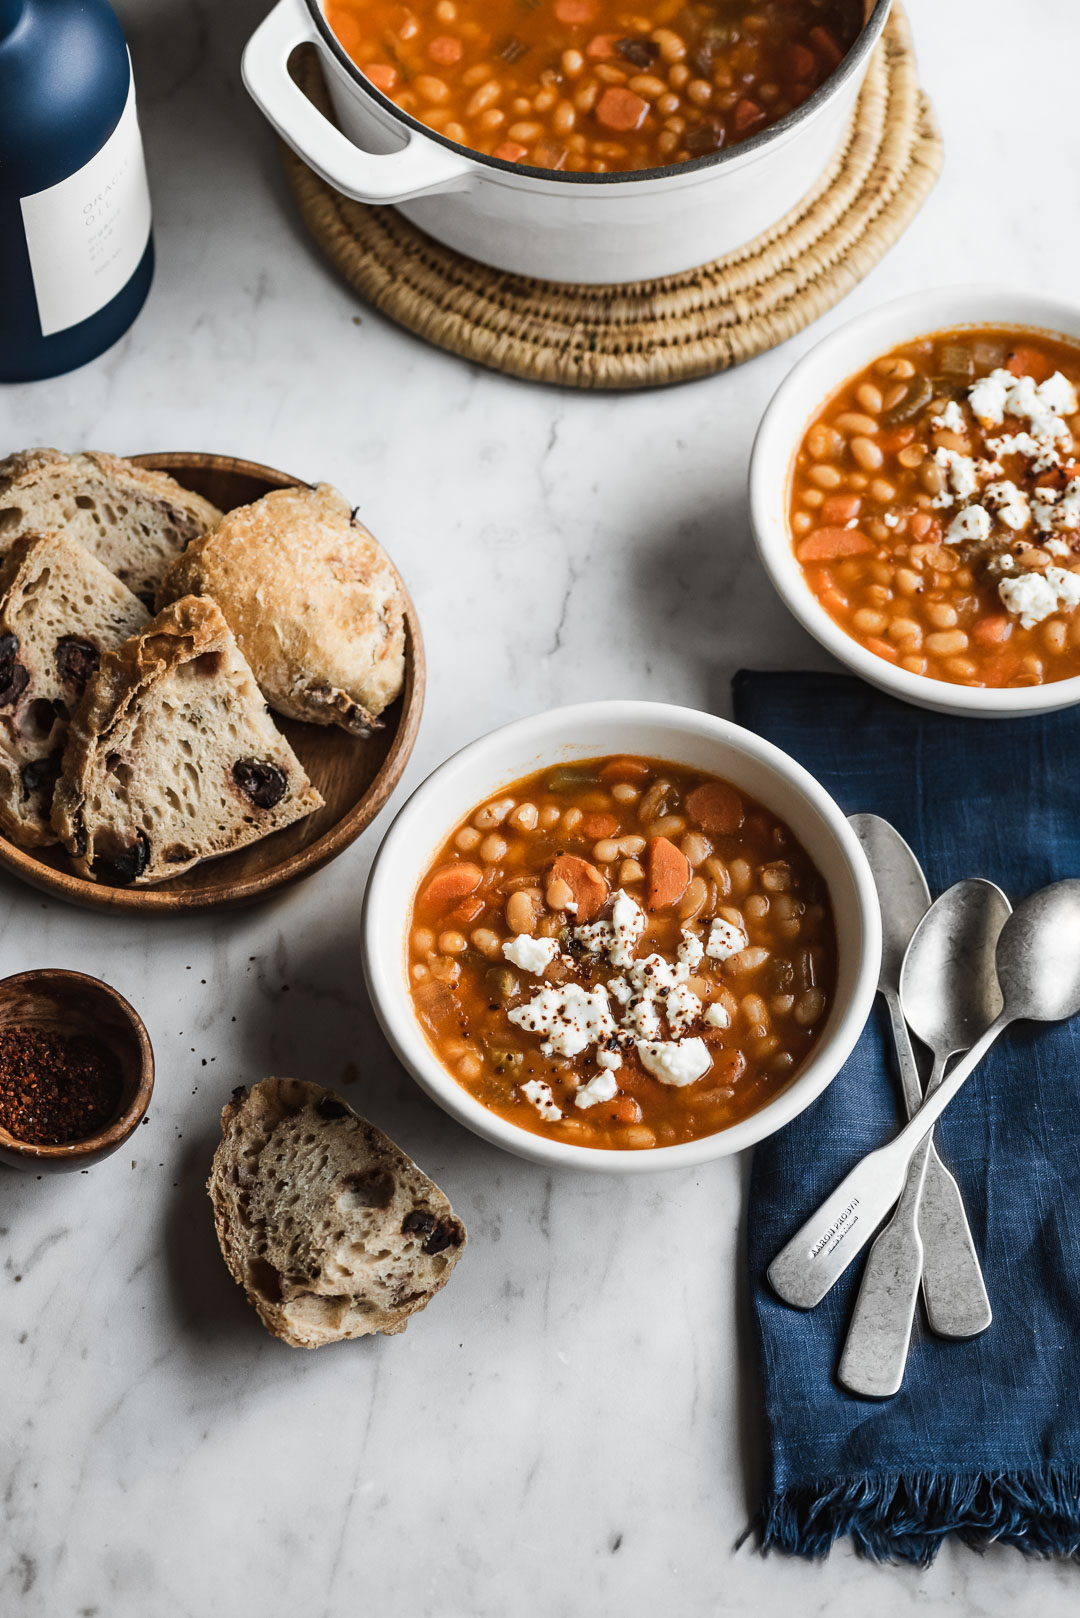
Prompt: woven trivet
<box><xmin>280</xmin><ymin>6</ymin><xmax>941</xmax><ymax>390</ymax></box>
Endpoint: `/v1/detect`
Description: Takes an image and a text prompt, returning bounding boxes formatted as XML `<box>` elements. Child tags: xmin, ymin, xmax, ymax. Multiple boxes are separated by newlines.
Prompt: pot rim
<box><xmin>305</xmin><ymin>0</ymin><xmax>892</xmax><ymax>189</ymax></box>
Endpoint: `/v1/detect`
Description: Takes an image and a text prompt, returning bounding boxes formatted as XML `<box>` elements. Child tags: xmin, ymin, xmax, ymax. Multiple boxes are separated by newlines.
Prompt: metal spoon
<box><xmin>768</xmin><ymin>880</ymin><xmax>1080</xmax><ymax>1310</ymax></box>
<box><xmin>838</xmin><ymin>878</ymin><xmax>1006</xmax><ymax>1397</ymax></box>
<box><xmin>847</xmin><ymin>816</ymin><xmax>991</xmax><ymax>1339</ymax></box>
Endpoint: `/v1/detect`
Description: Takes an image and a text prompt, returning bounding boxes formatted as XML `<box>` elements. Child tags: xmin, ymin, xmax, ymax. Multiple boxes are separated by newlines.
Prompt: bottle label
<box><xmin>20</xmin><ymin>70</ymin><xmax>152</xmax><ymax>338</ymax></box>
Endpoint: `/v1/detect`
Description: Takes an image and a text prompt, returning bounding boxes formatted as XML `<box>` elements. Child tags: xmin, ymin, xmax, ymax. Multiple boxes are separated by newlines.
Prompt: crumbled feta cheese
<box><xmin>1046</xmin><ymin>537</ymin><xmax>1073</xmax><ymax>557</ymax></box>
<box><xmin>573</xmin><ymin>888</ymin><xmax>645</xmax><ymax>969</ymax></box>
<box><xmin>636</xmin><ymin>1038</ymin><xmax>712</xmax><ymax>1087</ymax></box>
<box><xmin>627</xmin><ymin>952</ymin><xmax>685</xmax><ymax>995</ymax></box>
<box><xmin>666</xmin><ymin>982</ymin><xmax>702</xmax><ymax>1037</ymax></box>
<box><xmin>999</xmin><ymin>571</ymin><xmax>1062</xmax><ymax>628</ymax></box>
<box><xmin>622</xmin><ymin>993</ymin><xmax>664</xmax><ymax>1041</ymax></box>
<box><xmin>984</xmin><ymin>480</ymin><xmax>1031</xmax><ymax>531</ymax></box>
<box><xmin>706</xmin><ymin>917</ymin><xmax>748</xmax><ymax>961</ymax></box>
<box><xmin>521</xmin><ymin>1079</ymin><xmax>561</xmax><ymax>1123</ymax></box>
<box><xmin>1039</xmin><ymin>371</ymin><xmax>1078</xmax><ymax>415</ymax></box>
<box><xmin>973</xmin><ymin>368</ymin><xmax>1075</xmax><ymax>451</ymax></box>
<box><xmin>502</xmin><ymin>934</ymin><xmax>559</xmax><ymax>975</ymax></box>
<box><xmin>574</xmin><ymin>1070</ymin><xmax>618</xmax><ymax>1110</ymax></box>
<box><xmin>606</xmin><ymin>975</ymin><xmax>632</xmax><ymax>1006</ymax></box>
<box><xmin>968</xmin><ymin>371</ymin><xmax>1009</xmax><ymax>426</ymax></box>
<box><xmin>1033</xmin><ymin>478</ymin><xmax>1080</xmax><ymax>536</ymax></box>
<box><xmin>704</xmin><ymin>1002</ymin><xmax>731</xmax><ymax>1029</ymax></box>
<box><xmin>986</xmin><ymin>431</ymin><xmax>1059</xmax><ymax>470</ymax></box>
<box><xmin>932</xmin><ymin>399</ymin><xmax>967</xmax><ymax>433</ymax></box>
<box><xmin>508</xmin><ymin>983</ymin><xmax>616</xmax><ymax>1058</ymax></box>
<box><xmin>883</xmin><ymin>512</ymin><xmax>899</xmax><ymax>528</ymax></box>
<box><xmin>931</xmin><ymin>447</ymin><xmax>979</xmax><ymax>508</ymax></box>
<box><xmin>596</xmin><ymin>1047</ymin><xmax>622</xmax><ymax>1071</ymax></box>
<box><xmin>946</xmin><ymin>503</ymin><xmax>991</xmax><ymax>545</ymax></box>
<box><xmin>677</xmin><ymin>927</ymin><xmax>704</xmax><ymax>972</ymax></box>
<box><xmin>1049</xmin><ymin>565</ymin><xmax>1080</xmax><ymax>613</ymax></box>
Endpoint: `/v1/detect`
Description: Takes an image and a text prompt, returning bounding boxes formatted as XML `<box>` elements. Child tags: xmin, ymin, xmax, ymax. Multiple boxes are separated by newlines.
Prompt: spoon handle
<box><xmin>882</xmin><ymin>993</ymin><xmax>992</xmax><ymax>1338</ymax></box>
<box><xmin>768</xmin><ymin>1014</ymin><xmax>1008</xmax><ymax>1309</ymax></box>
<box><xmin>837</xmin><ymin>1134</ymin><xmax>930</xmax><ymax>1397</ymax></box>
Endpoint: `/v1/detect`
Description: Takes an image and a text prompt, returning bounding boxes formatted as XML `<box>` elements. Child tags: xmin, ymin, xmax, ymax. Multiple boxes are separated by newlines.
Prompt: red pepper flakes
<box><xmin>0</xmin><ymin>1026</ymin><xmax>123</xmax><ymax>1146</ymax></box>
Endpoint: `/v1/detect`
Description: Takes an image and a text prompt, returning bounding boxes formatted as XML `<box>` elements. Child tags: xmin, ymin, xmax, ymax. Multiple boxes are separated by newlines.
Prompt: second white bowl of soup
<box><xmin>751</xmin><ymin>286</ymin><xmax>1080</xmax><ymax>716</ymax></box>
<box><xmin>361</xmin><ymin>701</ymin><xmax>880</xmax><ymax>1173</ymax></box>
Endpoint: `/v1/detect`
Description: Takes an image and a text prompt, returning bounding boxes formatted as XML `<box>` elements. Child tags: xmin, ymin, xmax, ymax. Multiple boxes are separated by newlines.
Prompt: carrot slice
<box><xmin>685</xmin><ymin>781</ymin><xmax>744</xmax><ymax>836</ymax></box>
<box><xmin>595</xmin><ymin>86</ymin><xmax>649</xmax><ymax>132</ymax></box>
<box><xmin>733</xmin><ymin>98</ymin><xmax>766</xmax><ymax>134</ymax></box>
<box><xmin>555</xmin><ymin>0</ymin><xmax>595</xmax><ymax>21</ymax></box>
<box><xmin>879</xmin><ymin>424</ymin><xmax>916</xmax><ymax>452</ymax></box>
<box><xmin>820</xmin><ymin>493</ymin><xmax>862</xmax><ymax>524</ymax></box>
<box><xmin>446</xmin><ymin>896</ymin><xmax>484</xmax><ymax>926</ymax></box>
<box><xmin>972</xmin><ymin>615</ymin><xmax>1013</xmax><ymax>647</ymax></box>
<box><xmin>421</xmin><ymin>862</ymin><xmax>482</xmax><ymax>909</ymax></box>
<box><xmin>428</xmin><ymin>35</ymin><xmax>462</xmax><ymax>64</ymax></box>
<box><xmin>599</xmin><ymin>757</ymin><xmax>651</xmax><ymax>783</ymax></box>
<box><xmin>787</xmin><ymin>43</ymin><xmax>816</xmax><ymax>81</ymax></box>
<box><xmin>493</xmin><ymin>141</ymin><xmax>528</xmax><ymax>163</ymax></box>
<box><xmin>581</xmin><ymin>812</ymin><xmax>618</xmax><ymax>839</ymax></box>
<box><xmin>363</xmin><ymin>62</ymin><xmax>397</xmax><ymax>92</ymax></box>
<box><xmin>647</xmin><ymin>836</ymin><xmax>691</xmax><ymax>911</ymax></box>
<box><xmin>548</xmin><ymin>853</ymin><xmax>608</xmax><ymax>922</ymax></box>
<box><xmin>796</xmin><ymin>527</ymin><xmax>874</xmax><ymax>563</ymax></box>
<box><xmin>586</xmin><ymin>32</ymin><xmax>618</xmax><ymax>59</ymax></box>
<box><xmin>612</xmin><ymin>1096</ymin><xmax>642</xmax><ymax>1123</ymax></box>
<box><xmin>864</xmin><ymin>636</ymin><xmax>899</xmax><ymax>664</ymax></box>
<box><xmin>1006</xmin><ymin>344</ymin><xmax>1054</xmax><ymax>383</ymax></box>
<box><xmin>809</xmin><ymin>25</ymin><xmax>843</xmax><ymax>70</ymax></box>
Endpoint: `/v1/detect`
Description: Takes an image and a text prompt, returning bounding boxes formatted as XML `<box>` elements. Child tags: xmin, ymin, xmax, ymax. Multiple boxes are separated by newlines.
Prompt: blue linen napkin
<box><xmin>732</xmin><ymin>669</ymin><xmax>1080</xmax><ymax>1565</ymax></box>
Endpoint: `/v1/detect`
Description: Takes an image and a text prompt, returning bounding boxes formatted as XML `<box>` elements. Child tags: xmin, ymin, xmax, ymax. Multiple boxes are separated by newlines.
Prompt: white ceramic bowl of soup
<box><xmin>361</xmin><ymin>700</ymin><xmax>881</xmax><ymax>1173</ymax></box>
<box><xmin>750</xmin><ymin>284</ymin><xmax>1080</xmax><ymax>717</ymax></box>
<box><xmin>242</xmin><ymin>0</ymin><xmax>891</xmax><ymax>284</ymax></box>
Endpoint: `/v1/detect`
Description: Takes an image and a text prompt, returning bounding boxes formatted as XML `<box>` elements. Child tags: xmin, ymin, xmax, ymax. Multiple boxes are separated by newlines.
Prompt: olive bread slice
<box><xmin>0</xmin><ymin>531</ymin><xmax>150</xmax><ymax>847</ymax></box>
<box><xmin>0</xmin><ymin>449</ymin><xmax>222</xmax><ymax>602</ymax></box>
<box><xmin>208</xmin><ymin>1077</ymin><xmax>465</xmax><ymax>1348</ymax></box>
<box><xmin>51</xmin><ymin>595</ymin><xmax>323</xmax><ymax>885</ymax></box>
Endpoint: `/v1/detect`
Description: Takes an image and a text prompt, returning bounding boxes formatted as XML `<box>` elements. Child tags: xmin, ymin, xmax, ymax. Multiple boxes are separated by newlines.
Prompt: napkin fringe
<box><xmin>762</xmin><ymin>1464</ymin><xmax>1080</xmax><ymax>1565</ymax></box>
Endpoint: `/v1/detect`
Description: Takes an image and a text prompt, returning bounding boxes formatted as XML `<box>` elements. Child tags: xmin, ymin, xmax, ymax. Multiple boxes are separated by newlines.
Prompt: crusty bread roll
<box><xmin>208</xmin><ymin>1078</ymin><xmax>465</xmax><ymax>1348</ymax></box>
<box><xmin>158</xmin><ymin>482</ymin><xmax>406</xmax><ymax>736</ymax></box>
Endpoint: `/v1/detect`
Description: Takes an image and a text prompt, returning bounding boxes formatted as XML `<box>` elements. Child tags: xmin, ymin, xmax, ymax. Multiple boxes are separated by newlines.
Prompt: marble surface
<box><xmin>3</xmin><ymin>0</ymin><xmax>1080</xmax><ymax>1611</ymax></box>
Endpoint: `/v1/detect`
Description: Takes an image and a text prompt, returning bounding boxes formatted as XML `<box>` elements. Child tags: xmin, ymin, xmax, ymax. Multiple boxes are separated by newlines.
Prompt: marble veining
<box><xmin>2</xmin><ymin>0</ymin><xmax>1079</xmax><ymax>1611</ymax></box>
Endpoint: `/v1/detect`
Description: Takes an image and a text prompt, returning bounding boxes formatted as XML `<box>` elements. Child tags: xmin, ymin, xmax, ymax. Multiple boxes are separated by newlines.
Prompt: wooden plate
<box><xmin>0</xmin><ymin>454</ymin><xmax>425</xmax><ymax>912</ymax></box>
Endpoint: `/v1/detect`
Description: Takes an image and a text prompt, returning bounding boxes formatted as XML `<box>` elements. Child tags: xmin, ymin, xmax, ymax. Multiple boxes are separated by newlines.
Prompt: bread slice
<box><xmin>0</xmin><ymin>449</ymin><xmax>222</xmax><ymax>603</ymax></box>
<box><xmin>158</xmin><ymin>482</ymin><xmax>406</xmax><ymax>736</ymax></box>
<box><xmin>208</xmin><ymin>1078</ymin><xmax>465</xmax><ymax>1348</ymax></box>
<box><xmin>0</xmin><ymin>531</ymin><xmax>150</xmax><ymax>847</ymax></box>
<box><xmin>51</xmin><ymin>595</ymin><xmax>323</xmax><ymax>885</ymax></box>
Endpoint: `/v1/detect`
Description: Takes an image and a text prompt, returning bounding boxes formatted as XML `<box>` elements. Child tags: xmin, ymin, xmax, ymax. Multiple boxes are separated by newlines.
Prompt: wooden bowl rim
<box><xmin>0</xmin><ymin>453</ymin><xmax>426</xmax><ymax>913</ymax></box>
<box><xmin>0</xmin><ymin>968</ymin><xmax>155</xmax><ymax>1160</ymax></box>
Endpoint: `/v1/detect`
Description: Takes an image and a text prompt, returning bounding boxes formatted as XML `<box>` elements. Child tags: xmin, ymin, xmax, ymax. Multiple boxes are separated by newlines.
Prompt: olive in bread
<box><xmin>0</xmin><ymin>532</ymin><xmax>149</xmax><ymax>847</ymax></box>
<box><xmin>0</xmin><ymin>448</ymin><xmax>222</xmax><ymax>603</ymax></box>
<box><xmin>208</xmin><ymin>1078</ymin><xmax>465</xmax><ymax>1348</ymax></box>
<box><xmin>51</xmin><ymin>595</ymin><xmax>323</xmax><ymax>885</ymax></box>
<box><xmin>157</xmin><ymin>482</ymin><xmax>406</xmax><ymax>736</ymax></box>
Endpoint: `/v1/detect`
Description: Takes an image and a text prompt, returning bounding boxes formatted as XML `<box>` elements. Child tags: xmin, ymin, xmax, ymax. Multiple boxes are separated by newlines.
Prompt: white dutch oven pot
<box><xmin>244</xmin><ymin>0</ymin><xmax>892</xmax><ymax>285</ymax></box>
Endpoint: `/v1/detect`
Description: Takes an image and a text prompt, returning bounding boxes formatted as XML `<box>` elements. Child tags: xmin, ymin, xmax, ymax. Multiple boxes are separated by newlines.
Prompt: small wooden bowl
<box><xmin>0</xmin><ymin>970</ymin><xmax>154</xmax><ymax>1173</ymax></box>
<box><xmin>0</xmin><ymin>454</ymin><xmax>425</xmax><ymax>911</ymax></box>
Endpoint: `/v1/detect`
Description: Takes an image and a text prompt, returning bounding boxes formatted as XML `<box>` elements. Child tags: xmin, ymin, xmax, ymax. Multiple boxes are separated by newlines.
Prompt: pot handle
<box><xmin>242</xmin><ymin>0</ymin><xmax>474</xmax><ymax>203</ymax></box>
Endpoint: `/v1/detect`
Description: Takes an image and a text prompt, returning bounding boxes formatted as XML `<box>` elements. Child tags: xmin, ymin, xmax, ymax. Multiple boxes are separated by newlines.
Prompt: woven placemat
<box><xmin>281</xmin><ymin>6</ymin><xmax>941</xmax><ymax>389</ymax></box>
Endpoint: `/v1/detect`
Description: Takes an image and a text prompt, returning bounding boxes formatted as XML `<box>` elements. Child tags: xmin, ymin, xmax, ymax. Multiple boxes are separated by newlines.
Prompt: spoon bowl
<box><xmin>901</xmin><ymin>879</ymin><xmax>1011</xmax><ymax>1057</ymax></box>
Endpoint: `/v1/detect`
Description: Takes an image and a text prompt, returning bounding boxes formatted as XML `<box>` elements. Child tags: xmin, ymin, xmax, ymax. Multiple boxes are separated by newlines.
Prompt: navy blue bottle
<box><xmin>0</xmin><ymin>0</ymin><xmax>154</xmax><ymax>382</ymax></box>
